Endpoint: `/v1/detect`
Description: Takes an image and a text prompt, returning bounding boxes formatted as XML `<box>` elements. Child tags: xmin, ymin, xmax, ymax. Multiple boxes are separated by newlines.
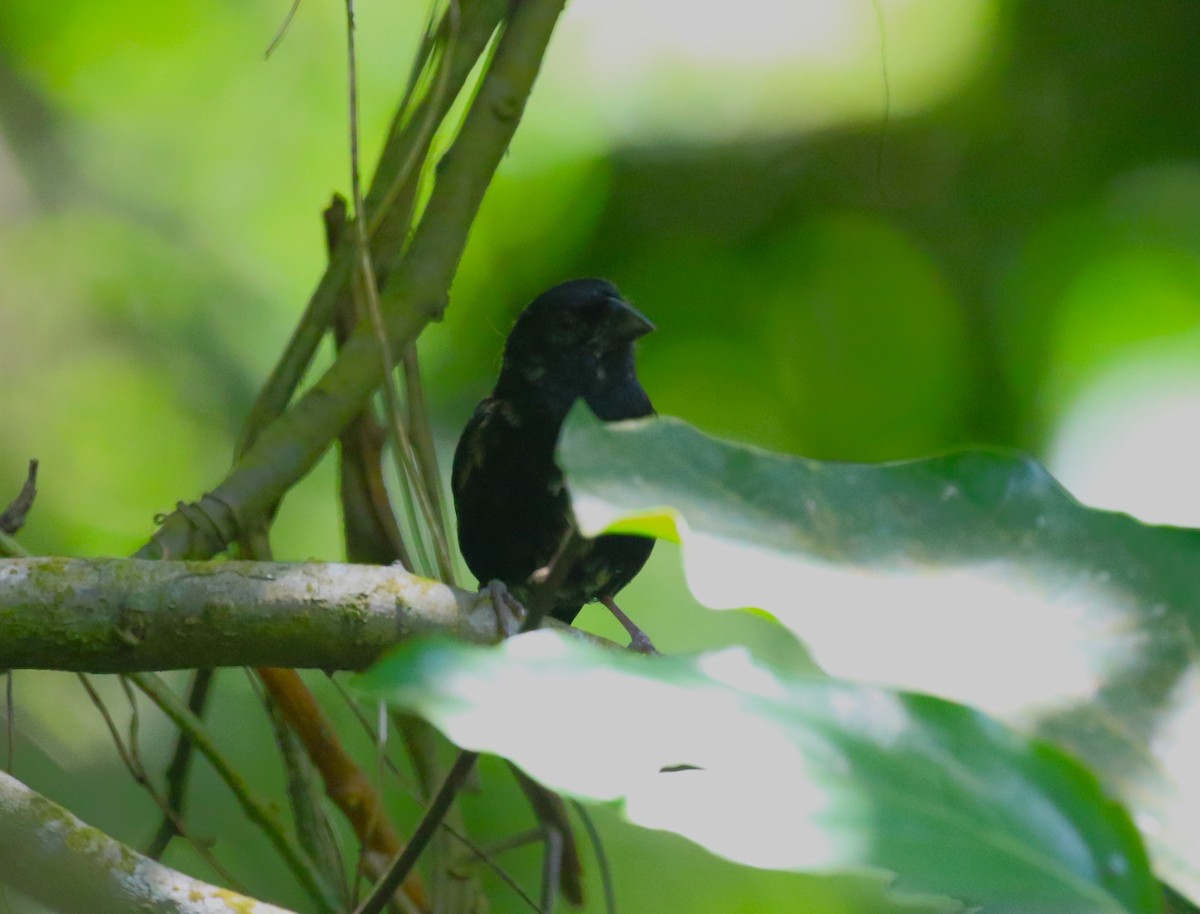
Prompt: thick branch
<box><xmin>0</xmin><ymin>768</ymin><xmax>296</xmax><ymax>914</ymax></box>
<box><xmin>0</xmin><ymin>558</ymin><xmax>503</xmax><ymax>672</ymax></box>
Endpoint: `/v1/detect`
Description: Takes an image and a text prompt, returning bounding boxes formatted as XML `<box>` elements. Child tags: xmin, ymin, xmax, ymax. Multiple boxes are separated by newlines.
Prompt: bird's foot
<box><xmin>626</xmin><ymin>630</ymin><xmax>658</xmax><ymax>655</ymax></box>
<box><xmin>482</xmin><ymin>580</ymin><xmax>526</xmax><ymax>639</ymax></box>
<box><xmin>600</xmin><ymin>596</ymin><xmax>658</xmax><ymax>654</ymax></box>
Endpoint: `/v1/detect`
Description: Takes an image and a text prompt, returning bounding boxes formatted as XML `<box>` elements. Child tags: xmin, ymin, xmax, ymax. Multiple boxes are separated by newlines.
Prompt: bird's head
<box><xmin>499</xmin><ymin>278</ymin><xmax>654</xmax><ymax>397</ymax></box>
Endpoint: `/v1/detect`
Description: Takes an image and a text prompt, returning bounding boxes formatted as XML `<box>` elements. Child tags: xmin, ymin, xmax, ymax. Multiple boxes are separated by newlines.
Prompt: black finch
<box><xmin>452</xmin><ymin>278</ymin><xmax>656</xmax><ymax>631</ymax></box>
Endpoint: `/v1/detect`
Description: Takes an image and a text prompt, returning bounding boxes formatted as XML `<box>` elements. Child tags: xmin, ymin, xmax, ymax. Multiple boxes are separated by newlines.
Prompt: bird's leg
<box><xmin>481</xmin><ymin>579</ymin><xmax>526</xmax><ymax>639</ymax></box>
<box><xmin>599</xmin><ymin>596</ymin><xmax>657</xmax><ymax>654</ymax></box>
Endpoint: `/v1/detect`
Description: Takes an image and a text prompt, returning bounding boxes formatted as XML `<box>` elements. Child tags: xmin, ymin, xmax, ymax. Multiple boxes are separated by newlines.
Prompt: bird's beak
<box><xmin>609</xmin><ymin>297</ymin><xmax>655</xmax><ymax>340</ymax></box>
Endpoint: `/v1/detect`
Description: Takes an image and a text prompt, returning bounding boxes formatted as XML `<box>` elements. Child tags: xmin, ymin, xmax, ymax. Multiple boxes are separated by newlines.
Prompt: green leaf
<box><xmin>557</xmin><ymin>405</ymin><xmax>1200</xmax><ymax>901</ymax></box>
<box><xmin>357</xmin><ymin>631</ymin><xmax>1158</xmax><ymax>914</ymax></box>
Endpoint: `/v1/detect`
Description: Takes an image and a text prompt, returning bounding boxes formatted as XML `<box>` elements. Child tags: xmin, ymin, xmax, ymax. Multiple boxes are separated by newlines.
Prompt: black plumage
<box><xmin>452</xmin><ymin>278</ymin><xmax>655</xmax><ymax>628</ymax></box>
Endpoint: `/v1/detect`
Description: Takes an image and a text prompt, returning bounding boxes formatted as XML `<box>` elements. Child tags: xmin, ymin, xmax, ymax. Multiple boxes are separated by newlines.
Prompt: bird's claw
<box><xmin>627</xmin><ymin>630</ymin><xmax>658</xmax><ymax>655</ymax></box>
<box><xmin>483</xmin><ymin>579</ymin><xmax>526</xmax><ymax>639</ymax></box>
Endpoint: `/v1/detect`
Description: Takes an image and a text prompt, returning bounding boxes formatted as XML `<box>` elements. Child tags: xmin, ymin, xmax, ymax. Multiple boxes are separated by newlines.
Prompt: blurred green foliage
<box><xmin>4</xmin><ymin>1</ymin><xmax>1200</xmax><ymax>911</ymax></box>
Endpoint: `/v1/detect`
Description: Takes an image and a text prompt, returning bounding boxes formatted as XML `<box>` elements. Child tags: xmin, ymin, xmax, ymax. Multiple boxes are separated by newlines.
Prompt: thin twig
<box><xmin>331</xmin><ymin>197</ymin><xmax>416</xmax><ymax>571</ymax></box>
<box><xmin>356</xmin><ymin>525</ymin><xmax>585</xmax><ymax>914</ymax></box>
<box><xmin>367</xmin><ymin>0</ymin><xmax>462</xmax><ymax>238</ymax></box>
<box><xmin>255</xmin><ymin>666</ymin><xmax>428</xmax><ymax>909</ymax></box>
<box><xmin>355</xmin><ymin>749</ymin><xmax>480</xmax><ymax>914</ymax></box>
<box><xmin>479</xmin><ymin>829</ymin><xmax>542</xmax><ymax>857</ymax></box>
<box><xmin>327</xmin><ymin>678</ymin><xmax>420</xmax><ymax>798</ymax></box>
<box><xmin>366</xmin><ymin>700</ymin><xmax>388</xmax><ymax>905</ymax></box>
<box><xmin>145</xmin><ymin>669</ymin><xmax>215</xmax><ymax>858</ymax></box>
<box><xmin>256</xmin><ymin>673</ymin><xmax>350</xmax><ymax>906</ymax></box>
<box><xmin>574</xmin><ymin>801</ymin><xmax>616</xmax><ymax>914</ymax></box>
<box><xmin>520</xmin><ymin>531</ymin><xmax>587</xmax><ymax>634</ymax></box>
<box><xmin>342</xmin><ymin>3</ymin><xmax>433</xmax><ymax>582</ymax></box>
<box><xmin>77</xmin><ymin>675</ymin><xmax>246</xmax><ymax>890</ymax></box>
<box><xmin>4</xmin><ymin>673</ymin><xmax>12</xmax><ymax>772</ymax></box>
<box><xmin>401</xmin><ymin>344</ymin><xmax>453</xmax><ymax>578</ymax></box>
<box><xmin>326</xmin><ymin>674</ymin><xmax>543</xmax><ymax>913</ymax></box>
<box><xmin>119</xmin><ymin>675</ymin><xmax>142</xmax><ymax>778</ymax></box>
<box><xmin>511</xmin><ymin>766</ymin><xmax>583</xmax><ymax>907</ymax></box>
<box><xmin>265</xmin><ymin>0</ymin><xmax>304</xmax><ymax>59</ymax></box>
<box><xmin>344</xmin><ymin>0</ymin><xmax>455</xmax><ymax>583</ymax></box>
<box><xmin>130</xmin><ymin>671</ymin><xmax>342</xmax><ymax>913</ymax></box>
<box><xmin>0</xmin><ymin>460</ymin><xmax>37</xmax><ymax>535</ymax></box>
<box><xmin>399</xmin><ymin>2</ymin><xmax>443</xmax><ymax>112</ymax></box>
<box><xmin>78</xmin><ymin>676</ymin><xmax>139</xmax><ymax>784</ymax></box>
<box><xmin>240</xmin><ymin>525</ymin><xmax>357</xmax><ymax>906</ymax></box>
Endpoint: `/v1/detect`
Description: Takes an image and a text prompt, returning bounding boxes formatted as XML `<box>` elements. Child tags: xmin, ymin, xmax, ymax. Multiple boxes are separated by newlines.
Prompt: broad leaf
<box><xmin>557</xmin><ymin>405</ymin><xmax>1200</xmax><ymax>899</ymax></box>
<box><xmin>357</xmin><ymin>631</ymin><xmax>1158</xmax><ymax>914</ymax></box>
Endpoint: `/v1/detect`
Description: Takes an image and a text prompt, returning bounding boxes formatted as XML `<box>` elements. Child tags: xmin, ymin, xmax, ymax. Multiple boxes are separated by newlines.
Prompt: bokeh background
<box><xmin>3</xmin><ymin>1</ymin><xmax>1200</xmax><ymax>911</ymax></box>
